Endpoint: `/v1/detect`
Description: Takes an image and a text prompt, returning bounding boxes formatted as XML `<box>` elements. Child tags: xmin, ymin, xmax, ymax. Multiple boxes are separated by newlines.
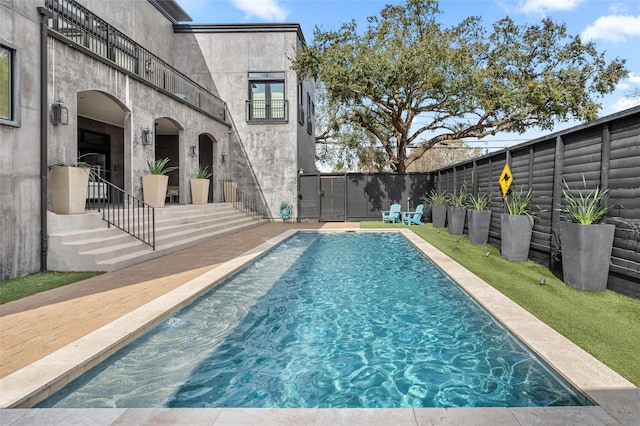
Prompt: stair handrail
<box><xmin>233</xmin><ymin>188</ymin><xmax>261</xmax><ymax>220</ymax></box>
<box><xmin>86</xmin><ymin>173</ymin><xmax>155</xmax><ymax>250</ymax></box>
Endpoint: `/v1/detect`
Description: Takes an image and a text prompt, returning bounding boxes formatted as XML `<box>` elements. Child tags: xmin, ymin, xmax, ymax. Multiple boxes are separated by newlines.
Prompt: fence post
<box><xmin>601</xmin><ymin>123</ymin><xmax>611</xmax><ymax>191</ymax></box>
<box><xmin>550</xmin><ymin>135</ymin><xmax>565</xmax><ymax>269</ymax></box>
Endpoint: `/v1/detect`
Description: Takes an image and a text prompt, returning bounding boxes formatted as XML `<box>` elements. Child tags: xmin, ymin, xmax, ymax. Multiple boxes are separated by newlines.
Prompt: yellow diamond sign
<box><xmin>499</xmin><ymin>163</ymin><xmax>513</xmax><ymax>197</ymax></box>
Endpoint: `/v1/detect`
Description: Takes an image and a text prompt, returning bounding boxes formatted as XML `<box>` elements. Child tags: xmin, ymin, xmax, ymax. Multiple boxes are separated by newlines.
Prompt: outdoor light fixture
<box><xmin>221</xmin><ymin>153</ymin><xmax>227</xmax><ymax>163</ymax></box>
<box><xmin>141</xmin><ymin>127</ymin><xmax>153</xmax><ymax>145</ymax></box>
<box><xmin>189</xmin><ymin>144</ymin><xmax>197</xmax><ymax>157</ymax></box>
<box><xmin>50</xmin><ymin>101</ymin><xmax>69</xmax><ymax>125</ymax></box>
<box><xmin>298</xmin><ymin>168</ymin><xmax>304</xmax><ymax>174</ymax></box>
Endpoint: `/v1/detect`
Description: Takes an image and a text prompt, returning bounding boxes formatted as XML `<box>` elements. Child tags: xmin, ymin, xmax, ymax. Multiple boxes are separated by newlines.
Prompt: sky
<box><xmin>177</xmin><ymin>0</ymin><xmax>640</xmax><ymax>151</ymax></box>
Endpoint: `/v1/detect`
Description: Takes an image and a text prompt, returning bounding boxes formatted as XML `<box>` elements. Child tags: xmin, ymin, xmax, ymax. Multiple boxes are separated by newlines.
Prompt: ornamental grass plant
<box><xmin>561</xmin><ymin>176</ymin><xmax>612</xmax><ymax>224</ymax></box>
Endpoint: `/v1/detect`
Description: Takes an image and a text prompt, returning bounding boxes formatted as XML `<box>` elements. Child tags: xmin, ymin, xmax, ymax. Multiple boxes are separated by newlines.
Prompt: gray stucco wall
<box><xmin>0</xmin><ymin>0</ymin><xmax>233</xmax><ymax>279</ymax></box>
<box><xmin>1</xmin><ymin>0</ymin><xmax>43</xmax><ymax>280</ymax></box>
<box><xmin>192</xmin><ymin>27</ymin><xmax>316</xmax><ymax>218</ymax></box>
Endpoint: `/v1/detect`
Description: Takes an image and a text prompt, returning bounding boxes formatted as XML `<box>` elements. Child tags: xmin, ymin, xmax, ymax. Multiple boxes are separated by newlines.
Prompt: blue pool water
<box><xmin>38</xmin><ymin>232</ymin><xmax>585</xmax><ymax>408</ymax></box>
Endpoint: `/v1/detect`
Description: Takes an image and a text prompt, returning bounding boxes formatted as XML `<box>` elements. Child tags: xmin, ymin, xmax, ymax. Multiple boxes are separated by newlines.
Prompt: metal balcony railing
<box><xmin>44</xmin><ymin>0</ymin><xmax>227</xmax><ymax>123</ymax></box>
<box><xmin>246</xmin><ymin>99</ymin><xmax>288</xmax><ymax>123</ymax></box>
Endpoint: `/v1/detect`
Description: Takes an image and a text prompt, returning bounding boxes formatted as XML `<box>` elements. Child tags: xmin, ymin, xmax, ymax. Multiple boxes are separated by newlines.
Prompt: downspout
<box><xmin>38</xmin><ymin>7</ymin><xmax>52</xmax><ymax>272</ymax></box>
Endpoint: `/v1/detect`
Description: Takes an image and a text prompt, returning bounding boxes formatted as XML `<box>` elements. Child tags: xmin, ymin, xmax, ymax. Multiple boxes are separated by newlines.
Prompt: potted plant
<box><xmin>467</xmin><ymin>190</ymin><xmax>492</xmax><ymax>245</ymax></box>
<box><xmin>48</xmin><ymin>158</ymin><xmax>93</xmax><ymax>215</ymax></box>
<box><xmin>559</xmin><ymin>177</ymin><xmax>614</xmax><ymax>291</ymax></box>
<box><xmin>426</xmin><ymin>189</ymin><xmax>447</xmax><ymax>228</ymax></box>
<box><xmin>191</xmin><ymin>166</ymin><xmax>212</xmax><ymax>205</ymax></box>
<box><xmin>142</xmin><ymin>157</ymin><xmax>177</xmax><ymax>208</ymax></box>
<box><xmin>501</xmin><ymin>187</ymin><xmax>533</xmax><ymax>261</ymax></box>
<box><xmin>447</xmin><ymin>187</ymin><xmax>467</xmax><ymax>235</ymax></box>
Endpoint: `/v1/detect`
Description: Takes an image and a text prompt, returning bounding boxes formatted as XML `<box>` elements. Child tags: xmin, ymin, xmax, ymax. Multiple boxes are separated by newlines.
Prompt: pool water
<box><xmin>38</xmin><ymin>232</ymin><xmax>585</xmax><ymax>408</ymax></box>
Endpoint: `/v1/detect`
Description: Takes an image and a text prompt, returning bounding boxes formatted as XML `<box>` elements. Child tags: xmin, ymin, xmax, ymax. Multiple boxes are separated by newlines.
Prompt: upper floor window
<box><xmin>0</xmin><ymin>43</ymin><xmax>19</xmax><ymax>126</ymax></box>
<box><xmin>247</xmin><ymin>72</ymin><xmax>288</xmax><ymax>123</ymax></box>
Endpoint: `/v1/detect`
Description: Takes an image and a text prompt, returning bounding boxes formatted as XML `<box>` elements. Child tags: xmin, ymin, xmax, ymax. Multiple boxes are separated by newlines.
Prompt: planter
<box><xmin>224</xmin><ymin>181</ymin><xmax>237</xmax><ymax>203</ymax></box>
<box><xmin>469</xmin><ymin>209</ymin><xmax>492</xmax><ymax>245</ymax></box>
<box><xmin>560</xmin><ymin>222</ymin><xmax>615</xmax><ymax>291</ymax></box>
<box><xmin>142</xmin><ymin>174</ymin><xmax>169</xmax><ymax>208</ymax></box>
<box><xmin>501</xmin><ymin>214</ymin><xmax>533</xmax><ymax>261</ymax></box>
<box><xmin>190</xmin><ymin>178</ymin><xmax>210</xmax><ymax>205</ymax></box>
<box><xmin>49</xmin><ymin>166</ymin><xmax>90</xmax><ymax>214</ymax></box>
<box><xmin>448</xmin><ymin>206</ymin><xmax>466</xmax><ymax>235</ymax></box>
<box><xmin>432</xmin><ymin>204</ymin><xmax>447</xmax><ymax>228</ymax></box>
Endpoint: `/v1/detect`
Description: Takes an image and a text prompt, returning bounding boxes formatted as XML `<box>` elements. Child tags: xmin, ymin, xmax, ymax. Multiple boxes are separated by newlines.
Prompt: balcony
<box><xmin>246</xmin><ymin>99</ymin><xmax>289</xmax><ymax>123</ymax></box>
<box><xmin>44</xmin><ymin>0</ymin><xmax>228</xmax><ymax>123</ymax></box>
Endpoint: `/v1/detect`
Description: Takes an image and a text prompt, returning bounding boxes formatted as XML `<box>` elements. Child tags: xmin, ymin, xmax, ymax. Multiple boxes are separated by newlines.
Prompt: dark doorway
<box><xmin>78</xmin><ymin>129</ymin><xmax>110</xmax><ymax>181</ymax></box>
<box><xmin>199</xmin><ymin>134</ymin><xmax>215</xmax><ymax>203</ymax></box>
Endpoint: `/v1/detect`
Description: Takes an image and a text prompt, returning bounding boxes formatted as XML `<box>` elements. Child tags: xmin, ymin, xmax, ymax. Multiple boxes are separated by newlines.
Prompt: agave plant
<box><xmin>561</xmin><ymin>176</ymin><xmax>612</xmax><ymax>225</ymax></box>
<box><xmin>193</xmin><ymin>166</ymin><xmax>213</xmax><ymax>179</ymax></box>
<box><xmin>468</xmin><ymin>190</ymin><xmax>492</xmax><ymax>211</ymax></box>
<box><xmin>146</xmin><ymin>157</ymin><xmax>178</xmax><ymax>175</ymax></box>
<box><xmin>425</xmin><ymin>189</ymin><xmax>447</xmax><ymax>205</ymax></box>
<box><xmin>447</xmin><ymin>186</ymin><xmax>467</xmax><ymax>208</ymax></box>
<box><xmin>504</xmin><ymin>186</ymin><xmax>532</xmax><ymax>216</ymax></box>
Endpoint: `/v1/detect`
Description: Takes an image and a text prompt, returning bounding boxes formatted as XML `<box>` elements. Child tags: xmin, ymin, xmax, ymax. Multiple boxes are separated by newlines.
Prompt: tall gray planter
<box><xmin>501</xmin><ymin>214</ymin><xmax>533</xmax><ymax>261</ymax></box>
<box><xmin>560</xmin><ymin>222</ymin><xmax>615</xmax><ymax>291</ymax></box>
<box><xmin>448</xmin><ymin>207</ymin><xmax>466</xmax><ymax>235</ymax></box>
<box><xmin>469</xmin><ymin>210</ymin><xmax>492</xmax><ymax>245</ymax></box>
<box><xmin>432</xmin><ymin>204</ymin><xmax>447</xmax><ymax>228</ymax></box>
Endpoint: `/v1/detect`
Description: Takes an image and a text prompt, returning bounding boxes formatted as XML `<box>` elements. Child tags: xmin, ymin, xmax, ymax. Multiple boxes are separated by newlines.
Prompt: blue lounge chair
<box><xmin>382</xmin><ymin>204</ymin><xmax>402</xmax><ymax>223</ymax></box>
<box><xmin>402</xmin><ymin>204</ymin><xmax>425</xmax><ymax>226</ymax></box>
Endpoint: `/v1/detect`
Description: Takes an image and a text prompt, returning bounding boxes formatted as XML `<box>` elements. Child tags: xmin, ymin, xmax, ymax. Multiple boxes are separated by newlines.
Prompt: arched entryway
<box><xmin>155</xmin><ymin>117</ymin><xmax>183</xmax><ymax>202</ymax></box>
<box><xmin>77</xmin><ymin>91</ymin><xmax>128</xmax><ymax>189</ymax></box>
<box><xmin>198</xmin><ymin>133</ymin><xmax>217</xmax><ymax>203</ymax></box>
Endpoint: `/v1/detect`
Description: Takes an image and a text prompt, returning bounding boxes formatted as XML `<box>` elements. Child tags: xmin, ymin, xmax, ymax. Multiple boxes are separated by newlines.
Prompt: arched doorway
<box><xmin>77</xmin><ymin>91</ymin><xmax>128</xmax><ymax>189</ymax></box>
<box><xmin>199</xmin><ymin>133</ymin><xmax>217</xmax><ymax>203</ymax></box>
<box><xmin>155</xmin><ymin>117</ymin><xmax>182</xmax><ymax>202</ymax></box>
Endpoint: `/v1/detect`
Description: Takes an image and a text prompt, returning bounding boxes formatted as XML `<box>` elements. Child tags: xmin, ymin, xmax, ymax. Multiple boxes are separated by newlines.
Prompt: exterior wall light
<box><xmin>141</xmin><ymin>127</ymin><xmax>153</xmax><ymax>145</ymax></box>
<box><xmin>189</xmin><ymin>144</ymin><xmax>197</xmax><ymax>157</ymax></box>
<box><xmin>50</xmin><ymin>101</ymin><xmax>69</xmax><ymax>125</ymax></box>
<box><xmin>221</xmin><ymin>153</ymin><xmax>227</xmax><ymax>163</ymax></box>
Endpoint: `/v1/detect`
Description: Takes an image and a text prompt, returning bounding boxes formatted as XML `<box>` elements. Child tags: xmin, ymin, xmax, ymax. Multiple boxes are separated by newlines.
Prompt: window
<box><xmin>0</xmin><ymin>44</ymin><xmax>13</xmax><ymax>122</ymax></box>
<box><xmin>247</xmin><ymin>72</ymin><xmax>287</xmax><ymax>122</ymax></box>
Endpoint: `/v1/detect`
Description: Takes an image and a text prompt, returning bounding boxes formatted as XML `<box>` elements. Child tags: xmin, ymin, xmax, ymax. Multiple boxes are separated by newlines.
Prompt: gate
<box><xmin>320</xmin><ymin>175</ymin><xmax>346</xmax><ymax>222</ymax></box>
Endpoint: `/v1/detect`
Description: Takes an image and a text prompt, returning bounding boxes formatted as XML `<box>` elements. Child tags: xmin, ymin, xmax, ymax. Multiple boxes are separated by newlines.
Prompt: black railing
<box><xmin>86</xmin><ymin>174</ymin><xmax>155</xmax><ymax>250</ymax></box>
<box><xmin>233</xmin><ymin>188</ymin><xmax>261</xmax><ymax>220</ymax></box>
<box><xmin>246</xmin><ymin>99</ymin><xmax>288</xmax><ymax>122</ymax></box>
<box><xmin>44</xmin><ymin>0</ymin><xmax>227</xmax><ymax>122</ymax></box>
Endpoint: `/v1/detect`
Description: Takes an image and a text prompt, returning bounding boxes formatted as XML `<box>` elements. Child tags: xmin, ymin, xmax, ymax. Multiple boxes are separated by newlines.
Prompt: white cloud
<box><xmin>610</xmin><ymin>96</ymin><xmax>640</xmax><ymax>112</ymax></box>
<box><xmin>581</xmin><ymin>15</ymin><xmax>640</xmax><ymax>42</ymax></box>
<box><xmin>231</xmin><ymin>0</ymin><xmax>288</xmax><ymax>22</ymax></box>
<box><xmin>608</xmin><ymin>2</ymin><xmax>629</xmax><ymax>14</ymax></box>
<box><xmin>617</xmin><ymin>82</ymin><xmax>630</xmax><ymax>90</ymax></box>
<box><xmin>629</xmin><ymin>72</ymin><xmax>640</xmax><ymax>84</ymax></box>
<box><xmin>518</xmin><ymin>0</ymin><xmax>584</xmax><ymax>15</ymax></box>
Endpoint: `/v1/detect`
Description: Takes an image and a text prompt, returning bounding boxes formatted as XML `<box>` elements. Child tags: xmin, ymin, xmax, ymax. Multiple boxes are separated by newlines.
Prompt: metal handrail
<box><xmin>86</xmin><ymin>174</ymin><xmax>155</xmax><ymax>250</ymax></box>
<box><xmin>44</xmin><ymin>0</ymin><xmax>227</xmax><ymax>122</ymax></box>
<box><xmin>232</xmin><ymin>188</ymin><xmax>261</xmax><ymax>220</ymax></box>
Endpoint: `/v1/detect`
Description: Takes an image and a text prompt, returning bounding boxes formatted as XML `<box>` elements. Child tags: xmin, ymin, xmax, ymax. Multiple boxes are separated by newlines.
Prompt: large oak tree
<box><xmin>293</xmin><ymin>0</ymin><xmax>628</xmax><ymax>172</ymax></box>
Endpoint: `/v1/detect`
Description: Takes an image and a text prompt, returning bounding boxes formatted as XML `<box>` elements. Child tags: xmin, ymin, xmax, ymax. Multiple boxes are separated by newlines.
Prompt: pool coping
<box><xmin>1</xmin><ymin>228</ymin><xmax>638</xmax><ymax>425</ymax></box>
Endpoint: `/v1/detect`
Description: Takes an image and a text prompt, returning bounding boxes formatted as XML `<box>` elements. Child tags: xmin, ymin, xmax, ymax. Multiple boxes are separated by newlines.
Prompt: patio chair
<box><xmin>403</xmin><ymin>204</ymin><xmax>425</xmax><ymax>226</ymax></box>
<box><xmin>382</xmin><ymin>203</ymin><xmax>402</xmax><ymax>223</ymax></box>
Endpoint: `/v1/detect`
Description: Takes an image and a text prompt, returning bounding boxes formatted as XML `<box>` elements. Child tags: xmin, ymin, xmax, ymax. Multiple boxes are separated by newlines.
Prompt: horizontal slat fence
<box><xmin>433</xmin><ymin>106</ymin><xmax>640</xmax><ymax>298</ymax></box>
<box><xmin>297</xmin><ymin>107</ymin><xmax>639</xmax><ymax>298</ymax></box>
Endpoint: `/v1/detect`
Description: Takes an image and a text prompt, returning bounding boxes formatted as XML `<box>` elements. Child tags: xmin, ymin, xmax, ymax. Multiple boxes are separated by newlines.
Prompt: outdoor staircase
<box><xmin>47</xmin><ymin>203</ymin><xmax>265</xmax><ymax>272</ymax></box>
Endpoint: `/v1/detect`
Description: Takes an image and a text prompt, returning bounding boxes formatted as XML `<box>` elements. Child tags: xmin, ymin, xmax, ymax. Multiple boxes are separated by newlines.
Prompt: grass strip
<box><xmin>0</xmin><ymin>271</ymin><xmax>102</xmax><ymax>304</ymax></box>
<box><xmin>361</xmin><ymin>221</ymin><xmax>640</xmax><ymax>387</ymax></box>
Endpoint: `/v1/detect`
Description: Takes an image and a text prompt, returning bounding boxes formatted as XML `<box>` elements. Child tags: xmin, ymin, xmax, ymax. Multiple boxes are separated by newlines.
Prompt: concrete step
<box><xmin>46</xmin><ymin>204</ymin><xmax>264</xmax><ymax>272</ymax></box>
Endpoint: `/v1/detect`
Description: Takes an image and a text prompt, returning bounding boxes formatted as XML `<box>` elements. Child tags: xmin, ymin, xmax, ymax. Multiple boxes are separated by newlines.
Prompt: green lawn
<box><xmin>0</xmin><ymin>271</ymin><xmax>102</xmax><ymax>304</ymax></box>
<box><xmin>361</xmin><ymin>221</ymin><xmax>640</xmax><ymax>387</ymax></box>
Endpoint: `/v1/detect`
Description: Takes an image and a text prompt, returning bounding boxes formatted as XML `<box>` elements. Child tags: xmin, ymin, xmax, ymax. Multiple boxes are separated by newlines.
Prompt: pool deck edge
<box><xmin>1</xmin><ymin>227</ymin><xmax>638</xmax><ymax>426</ymax></box>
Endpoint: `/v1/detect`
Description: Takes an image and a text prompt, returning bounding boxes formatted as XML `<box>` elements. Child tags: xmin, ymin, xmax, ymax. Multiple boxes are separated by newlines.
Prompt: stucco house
<box><xmin>0</xmin><ymin>0</ymin><xmax>316</xmax><ymax>280</ymax></box>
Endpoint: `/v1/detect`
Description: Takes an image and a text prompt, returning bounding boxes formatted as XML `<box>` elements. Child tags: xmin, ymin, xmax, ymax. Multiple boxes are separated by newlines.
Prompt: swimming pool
<box><xmin>38</xmin><ymin>232</ymin><xmax>585</xmax><ymax>408</ymax></box>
